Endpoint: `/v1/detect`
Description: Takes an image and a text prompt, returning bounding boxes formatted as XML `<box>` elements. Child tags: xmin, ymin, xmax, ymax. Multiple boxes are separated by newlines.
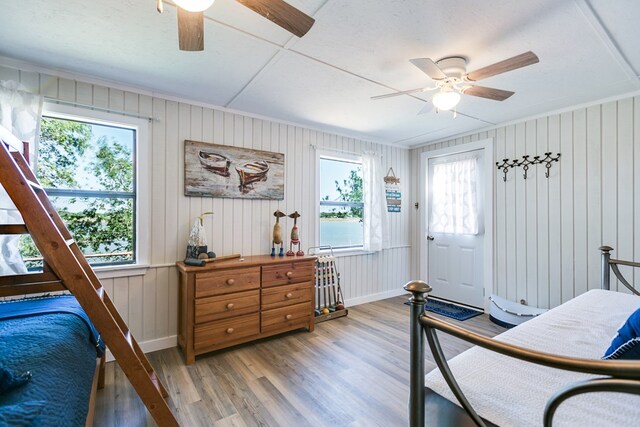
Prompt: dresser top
<box><xmin>176</xmin><ymin>254</ymin><xmax>316</xmax><ymax>273</ymax></box>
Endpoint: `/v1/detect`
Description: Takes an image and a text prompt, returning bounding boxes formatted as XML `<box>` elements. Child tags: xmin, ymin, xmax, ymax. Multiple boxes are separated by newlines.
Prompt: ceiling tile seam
<box><xmin>191</xmin><ymin>1</ymin><xmax>437</xmax><ymax>106</ymax></box>
<box><xmin>389</xmin><ymin>110</ymin><xmax>497</xmax><ymax>146</ymax></box>
<box><xmin>287</xmin><ymin>47</ymin><xmax>432</xmax><ymax>104</ymax></box>
<box><xmin>219</xmin><ymin>0</ymin><xmax>334</xmax><ymax>108</ymax></box>
<box><xmin>223</xmin><ymin>49</ymin><xmax>285</xmax><ymax>108</ymax></box>
<box><xmin>573</xmin><ymin>0</ymin><xmax>640</xmax><ymax>86</ymax></box>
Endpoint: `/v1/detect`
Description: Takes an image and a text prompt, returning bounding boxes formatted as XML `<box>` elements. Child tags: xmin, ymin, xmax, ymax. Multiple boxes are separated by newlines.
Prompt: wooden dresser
<box><xmin>176</xmin><ymin>255</ymin><xmax>315</xmax><ymax>364</ymax></box>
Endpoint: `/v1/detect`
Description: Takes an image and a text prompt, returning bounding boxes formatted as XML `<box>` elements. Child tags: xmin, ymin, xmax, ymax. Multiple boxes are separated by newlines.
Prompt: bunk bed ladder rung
<box><xmin>0</xmin><ymin>142</ymin><xmax>177</xmax><ymax>426</ymax></box>
<box><xmin>26</xmin><ymin>179</ymin><xmax>43</xmax><ymax>192</ymax></box>
<box><xmin>0</xmin><ymin>224</ymin><xmax>29</xmax><ymax>234</ymax></box>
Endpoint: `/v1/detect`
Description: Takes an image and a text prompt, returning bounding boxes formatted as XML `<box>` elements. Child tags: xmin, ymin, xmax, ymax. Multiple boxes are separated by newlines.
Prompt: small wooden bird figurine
<box><xmin>286</xmin><ymin>211</ymin><xmax>304</xmax><ymax>256</ymax></box>
<box><xmin>271</xmin><ymin>210</ymin><xmax>286</xmax><ymax>257</ymax></box>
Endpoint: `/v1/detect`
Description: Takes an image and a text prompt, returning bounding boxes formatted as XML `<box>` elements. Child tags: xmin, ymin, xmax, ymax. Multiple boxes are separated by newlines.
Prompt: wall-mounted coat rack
<box><xmin>496</xmin><ymin>152</ymin><xmax>560</xmax><ymax>182</ymax></box>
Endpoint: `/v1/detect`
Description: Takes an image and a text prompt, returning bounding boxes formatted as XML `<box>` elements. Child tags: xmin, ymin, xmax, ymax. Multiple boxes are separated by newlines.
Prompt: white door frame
<box><xmin>420</xmin><ymin>138</ymin><xmax>494</xmax><ymax>311</ymax></box>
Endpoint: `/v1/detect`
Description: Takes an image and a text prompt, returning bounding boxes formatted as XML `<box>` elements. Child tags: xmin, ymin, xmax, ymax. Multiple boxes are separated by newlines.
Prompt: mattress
<box><xmin>425</xmin><ymin>289</ymin><xmax>640</xmax><ymax>426</ymax></box>
<box><xmin>0</xmin><ymin>295</ymin><xmax>103</xmax><ymax>426</ymax></box>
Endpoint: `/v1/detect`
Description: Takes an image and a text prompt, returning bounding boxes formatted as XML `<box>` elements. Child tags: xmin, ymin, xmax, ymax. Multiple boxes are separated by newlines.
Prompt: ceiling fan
<box><xmin>372</xmin><ymin>51</ymin><xmax>539</xmax><ymax>114</ymax></box>
<box><xmin>156</xmin><ymin>0</ymin><xmax>315</xmax><ymax>51</ymax></box>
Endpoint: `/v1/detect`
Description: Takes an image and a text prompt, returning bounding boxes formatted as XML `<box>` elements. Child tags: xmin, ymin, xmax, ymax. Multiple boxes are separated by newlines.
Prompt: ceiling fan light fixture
<box><xmin>173</xmin><ymin>0</ymin><xmax>215</xmax><ymax>12</ymax></box>
<box><xmin>432</xmin><ymin>90</ymin><xmax>461</xmax><ymax>111</ymax></box>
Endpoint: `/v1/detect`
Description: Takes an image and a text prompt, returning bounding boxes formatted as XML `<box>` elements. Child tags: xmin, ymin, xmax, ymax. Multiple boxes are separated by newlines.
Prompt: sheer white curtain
<box><xmin>363</xmin><ymin>152</ymin><xmax>389</xmax><ymax>251</ymax></box>
<box><xmin>430</xmin><ymin>157</ymin><xmax>478</xmax><ymax>235</ymax></box>
<box><xmin>0</xmin><ymin>80</ymin><xmax>43</xmax><ymax>275</ymax></box>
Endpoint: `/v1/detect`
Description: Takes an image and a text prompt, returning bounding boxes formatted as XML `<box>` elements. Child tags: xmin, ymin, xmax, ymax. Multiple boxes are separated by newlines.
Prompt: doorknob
<box><xmin>427</xmin><ymin>235</ymin><xmax>435</xmax><ymax>241</ymax></box>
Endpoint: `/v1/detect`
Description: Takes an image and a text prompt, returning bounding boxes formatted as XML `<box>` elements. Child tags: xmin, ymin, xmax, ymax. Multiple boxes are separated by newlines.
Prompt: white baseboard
<box><xmin>345</xmin><ymin>288</ymin><xmax>409</xmax><ymax>307</ymax></box>
<box><xmin>105</xmin><ymin>335</ymin><xmax>177</xmax><ymax>362</ymax></box>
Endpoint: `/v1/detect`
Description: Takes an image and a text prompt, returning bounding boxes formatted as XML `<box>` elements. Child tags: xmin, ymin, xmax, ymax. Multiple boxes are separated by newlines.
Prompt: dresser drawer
<box><xmin>195</xmin><ymin>290</ymin><xmax>259</xmax><ymax>324</ymax></box>
<box><xmin>262</xmin><ymin>262</ymin><xmax>314</xmax><ymax>287</ymax></box>
<box><xmin>262</xmin><ymin>282</ymin><xmax>313</xmax><ymax>310</ymax></box>
<box><xmin>194</xmin><ymin>313</ymin><xmax>260</xmax><ymax>351</ymax></box>
<box><xmin>195</xmin><ymin>267</ymin><xmax>260</xmax><ymax>298</ymax></box>
<box><xmin>261</xmin><ymin>302</ymin><xmax>312</xmax><ymax>334</ymax></box>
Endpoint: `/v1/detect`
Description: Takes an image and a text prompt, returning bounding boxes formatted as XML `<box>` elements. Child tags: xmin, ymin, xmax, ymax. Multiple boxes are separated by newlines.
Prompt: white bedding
<box><xmin>424</xmin><ymin>289</ymin><xmax>640</xmax><ymax>426</ymax></box>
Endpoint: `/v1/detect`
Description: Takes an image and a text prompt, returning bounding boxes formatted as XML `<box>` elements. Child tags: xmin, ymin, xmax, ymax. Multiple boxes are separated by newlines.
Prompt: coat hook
<box><xmin>520</xmin><ymin>155</ymin><xmax>536</xmax><ymax>180</ymax></box>
<box><xmin>496</xmin><ymin>159</ymin><xmax>511</xmax><ymax>182</ymax></box>
<box><xmin>539</xmin><ymin>152</ymin><xmax>561</xmax><ymax>178</ymax></box>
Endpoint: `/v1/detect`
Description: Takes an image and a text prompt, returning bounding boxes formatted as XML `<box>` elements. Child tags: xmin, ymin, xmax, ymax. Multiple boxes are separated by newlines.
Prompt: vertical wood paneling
<box><xmin>411</xmin><ymin>95</ymin><xmax>640</xmax><ymax>310</ymax></box>
<box><xmin>524</xmin><ymin>120</ymin><xmax>538</xmax><ymax>307</ymax></box>
<box><xmin>616</xmin><ymin>98</ymin><xmax>633</xmax><ymax>293</ymax></box>
<box><xmin>560</xmin><ymin>112</ymin><xmax>575</xmax><ymax>304</ymax></box>
<box><xmin>536</xmin><ymin>117</ymin><xmax>548</xmax><ymax>309</ymax></box>
<box><xmin>515</xmin><ymin>123</ymin><xmax>527</xmax><ymax>303</ymax></box>
<box><xmin>164</xmin><ymin>101</ymin><xmax>179</xmax><ymax>263</ymax></box>
<box><xmin>573</xmin><ymin>109</ymin><xmax>589</xmax><ymax>299</ymax></box>
<box><xmin>495</xmin><ymin>127</ymin><xmax>506</xmax><ymax>298</ymax></box>
<box><xmin>586</xmin><ymin>105</ymin><xmax>602</xmax><ymax>291</ymax></box>
<box><xmin>548</xmin><ymin>114</ymin><xmax>562</xmax><ymax>308</ymax></box>
<box><xmin>151</xmin><ymin>98</ymin><xmax>167</xmax><ymax>265</ymax></box>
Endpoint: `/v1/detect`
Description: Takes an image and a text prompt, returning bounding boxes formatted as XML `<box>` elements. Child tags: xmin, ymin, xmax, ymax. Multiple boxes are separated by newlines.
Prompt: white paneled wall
<box><xmin>0</xmin><ymin>64</ymin><xmax>411</xmax><ymax>350</ymax></box>
<box><xmin>411</xmin><ymin>95</ymin><xmax>640</xmax><ymax>309</ymax></box>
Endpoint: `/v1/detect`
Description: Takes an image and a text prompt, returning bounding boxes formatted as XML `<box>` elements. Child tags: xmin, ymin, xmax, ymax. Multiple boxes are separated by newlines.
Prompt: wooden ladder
<box><xmin>0</xmin><ymin>142</ymin><xmax>179</xmax><ymax>426</ymax></box>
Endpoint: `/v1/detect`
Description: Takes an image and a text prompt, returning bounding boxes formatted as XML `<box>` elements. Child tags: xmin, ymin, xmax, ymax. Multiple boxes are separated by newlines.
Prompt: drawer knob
<box><xmin>285</xmin><ymin>314</ymin><xmax>293</xmax><ymax>320</ymax></box>
<box><xmin>226</xmin><ymin>327</ymin><xmax>234</xmax><ymax>334</ymax></box>
<box><xmin>226</xmin><ymin>303</ymin><xmax>235</xmax><ymax>310</ymax></box>
<box><xmin>285</xmin><ymin>292</ymin><xmax>293</xmax><ymax>299</ymax></box>
<box><xmin>226</xmin><ymin>279</ymin><xmax>235</xmax><ymax>286</ymax></box>
<box><xmin>286</xmin><ymin>271</ymin><xmax>293</xmax><ymax>279</ymax></box>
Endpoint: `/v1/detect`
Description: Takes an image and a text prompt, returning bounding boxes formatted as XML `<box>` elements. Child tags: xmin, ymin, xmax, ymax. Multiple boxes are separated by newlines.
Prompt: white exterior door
<box><xmin>426</xmin><ymin>149</ymin><xmax>485</xmax><ymax>308</ymax></box>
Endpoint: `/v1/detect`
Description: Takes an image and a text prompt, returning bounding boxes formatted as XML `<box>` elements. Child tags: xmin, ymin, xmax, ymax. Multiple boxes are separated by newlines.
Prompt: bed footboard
<box><xmin>405</xmin><ymin>273</ymin><xmax>640</xmax><ymax>427</ymax></box>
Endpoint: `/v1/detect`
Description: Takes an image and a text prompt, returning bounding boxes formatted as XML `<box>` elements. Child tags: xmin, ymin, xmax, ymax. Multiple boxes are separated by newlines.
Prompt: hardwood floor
<box><xmin>94</xmin><ymin>295</ymin><xmax>504</xmax><ymax>426</ymax></box>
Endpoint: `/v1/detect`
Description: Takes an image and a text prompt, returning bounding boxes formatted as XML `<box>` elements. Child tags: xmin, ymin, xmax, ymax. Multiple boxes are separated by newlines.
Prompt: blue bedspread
<box><xmin>0</xmin><ymin>295</ymin><xmax>104</xmax><ymax>426</ymax></box>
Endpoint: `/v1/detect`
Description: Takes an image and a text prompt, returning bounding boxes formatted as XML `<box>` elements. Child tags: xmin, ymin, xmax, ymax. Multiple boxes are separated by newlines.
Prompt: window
<box><xmin>318</xmin><ymin>155</ymin><xmax>364</xmax><ymax>249</ymax></box>
<box><xmin>19</xmin><ymin>104</ymin><xmax>150</xmax><ymax>271</ymax></box>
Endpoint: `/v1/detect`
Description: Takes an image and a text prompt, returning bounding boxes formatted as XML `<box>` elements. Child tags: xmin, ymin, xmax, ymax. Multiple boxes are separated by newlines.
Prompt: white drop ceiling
<box><xmin>0</xmin><ymin>0</ymin><xmax>638</xmax><ymax>146</ymax></box>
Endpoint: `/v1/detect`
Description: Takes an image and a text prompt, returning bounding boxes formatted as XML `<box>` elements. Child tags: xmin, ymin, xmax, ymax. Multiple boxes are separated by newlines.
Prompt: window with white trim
<box><xmin>19</xmin><ymin>104</ymin><xmax>150</xmax><ymax>270</ymax></box>
<box><xmin>318</xmin><ymin>154</ymin><xmax>364</xmax><ymax>249</ymax></box>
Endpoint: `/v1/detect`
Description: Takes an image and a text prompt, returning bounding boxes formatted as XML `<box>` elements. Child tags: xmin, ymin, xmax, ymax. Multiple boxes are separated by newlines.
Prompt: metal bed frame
<box><xmin>406</xmin><ymin>246</ymin><xmax>640</xmax><ymax>427</ymax></box>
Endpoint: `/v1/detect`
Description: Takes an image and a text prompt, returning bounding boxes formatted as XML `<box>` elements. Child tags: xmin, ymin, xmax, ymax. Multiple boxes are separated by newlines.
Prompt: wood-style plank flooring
<box><xmin>94</xmin><ymin>295</ymin><xmax>504</xmax><ymax>426</ymax></box>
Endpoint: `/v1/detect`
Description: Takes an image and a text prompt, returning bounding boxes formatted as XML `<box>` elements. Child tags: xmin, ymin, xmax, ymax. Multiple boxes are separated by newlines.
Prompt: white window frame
<box><xmin>315</xmin><ymin>150</ymin><xmax>368</xmax><ymax>257</ymax></box>
<box><xmin>40</xmin><ymin>103</ymin><xmax>151</xmax><ymax>278</ymax></box>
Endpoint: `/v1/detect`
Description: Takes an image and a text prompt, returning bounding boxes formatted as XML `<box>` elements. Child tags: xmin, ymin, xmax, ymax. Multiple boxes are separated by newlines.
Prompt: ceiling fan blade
<box><xmin>409</xmin><ymin>58</ymin><xmax>447</xmax><ymax>80</ymax></box>
<box><xmin>236</xmin><ymin>0</ymin><xmax>315</xmax><ymax>38</ymax></box>
<box><xmin>466</xmin><ymin>51</ymin><xmax>539</xmax><ymax>82</ymax></box>
<box><xmin>177</xmin><ymin>8</ymin><xmax>204</xmax><ymax>51</ymax></box>
<box><xmin>462</xmin><ymin>85</ymin><xmax>515</xmax><ymax>101</ymax></box>
<box><xmin>371</xmin><ymin>87</ymin><xmax>426</xmax><ymax>100</ymax></box>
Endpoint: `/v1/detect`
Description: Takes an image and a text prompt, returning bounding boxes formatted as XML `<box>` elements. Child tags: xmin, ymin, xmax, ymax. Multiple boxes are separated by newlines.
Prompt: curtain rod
<box><xmin>310</xmin><ymin>144</ymin><xmax>382</xmax><ymax>158</ymax></box>
<box><xmin>44</xmin><ymin>97</ymin><xmax>158</xmax><ymax>122</ymax></box>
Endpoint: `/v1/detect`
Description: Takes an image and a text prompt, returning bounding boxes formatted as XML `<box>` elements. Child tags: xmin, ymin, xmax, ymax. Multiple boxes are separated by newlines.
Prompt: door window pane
<box><xmin>430</xmin><ymin>158</ymin><xmax>478</xmax><ymax>234</ymax></box>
